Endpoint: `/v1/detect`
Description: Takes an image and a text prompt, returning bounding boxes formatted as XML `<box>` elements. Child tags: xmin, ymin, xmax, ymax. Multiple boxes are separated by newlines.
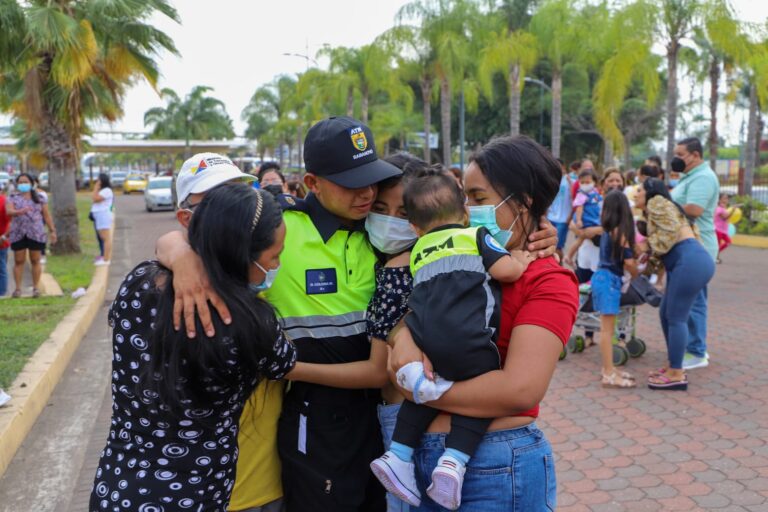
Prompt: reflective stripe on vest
<box><xmin>263</xmin><ymin>210</ymin><xmax>377</xmax><ymax>341</ymax></box>
<box><xmin>281</xmin><ymin>311</ymin><xmax>367</xmax><ymax>340</ymax></box>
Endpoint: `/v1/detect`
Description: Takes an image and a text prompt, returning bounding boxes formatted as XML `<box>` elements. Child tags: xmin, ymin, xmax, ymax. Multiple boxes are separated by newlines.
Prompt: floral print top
<box><xmin>9</xmin><ymin>193</ymin><xmax>47</xmax><ymax>244</ymax></box>
<box><xmin>366</xmin><ymin>265</ymin><xmax>414</xmax><ymax>342</ymax></box>
<box><xmin>646</xmin><ymin>195</ymin><xmax>700</xmax><ymax>257</ymax></box>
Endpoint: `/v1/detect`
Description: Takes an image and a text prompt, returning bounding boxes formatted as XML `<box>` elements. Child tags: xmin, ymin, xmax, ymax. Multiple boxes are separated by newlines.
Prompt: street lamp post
<box><xmin>282</xmin><ymin>52</ymin><xmax>318</xmax><ymax>71</ymax></box>
<box><xmin>524</xmin><ymin>77</ymin><xmax>552</xmax><ymax>146</ymax></box>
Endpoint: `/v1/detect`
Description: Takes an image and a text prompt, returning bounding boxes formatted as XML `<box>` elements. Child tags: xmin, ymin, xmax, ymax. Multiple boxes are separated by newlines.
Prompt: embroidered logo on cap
<box><xmin>350</xmin><ymin>127</ymin><xmax>368</xmax><ymax>151</ymax></box>
<box><xmin>191</xmin><ymin>159</ymin><xmax>208</xmax><ymax>175</ymax></box>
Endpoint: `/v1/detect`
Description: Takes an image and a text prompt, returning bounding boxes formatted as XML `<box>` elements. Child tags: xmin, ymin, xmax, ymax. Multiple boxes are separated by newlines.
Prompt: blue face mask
<box><xmin>250</xmin><ymin>261</ymin><xmax>280</xmax><ymax>293</ymax></box>
<box><xmin>468</xmin><ymin>195</ymin><xmax>520</xmax><ymax>248</ymax></box>
<box><xmin>17</xmin><ymin>183</ymin><xmax>32</xmax><ymax>193</ymax></box>
<box><xmin>669</xmin><ymin>179</ymin><xmax>680</xmax><ymax>188</ymax></box>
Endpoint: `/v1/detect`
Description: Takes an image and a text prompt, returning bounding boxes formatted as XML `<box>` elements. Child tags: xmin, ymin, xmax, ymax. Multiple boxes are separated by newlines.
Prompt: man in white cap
<box><xmin>174</xmin><ymin>152</ymin><xmax>256</xmax><ymax>227</ymax></box>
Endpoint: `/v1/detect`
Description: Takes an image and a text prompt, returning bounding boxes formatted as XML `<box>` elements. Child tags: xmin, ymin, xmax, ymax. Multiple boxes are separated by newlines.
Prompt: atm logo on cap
<box><xmin>350</xmin><ymin>127</ymin><xmax>368</xmax><ymax>151</ymax></box>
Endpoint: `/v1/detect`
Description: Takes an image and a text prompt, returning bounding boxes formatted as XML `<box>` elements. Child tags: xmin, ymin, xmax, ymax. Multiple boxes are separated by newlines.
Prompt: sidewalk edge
<box><xmin>732</xmin><ymin>233</ymin><xmax>768</xmax><ymax>249</ymax></box>
<box><xmin>0</xmin><ymin>265</ymin><xmax>110</xmax><ymax>478</ymax></box>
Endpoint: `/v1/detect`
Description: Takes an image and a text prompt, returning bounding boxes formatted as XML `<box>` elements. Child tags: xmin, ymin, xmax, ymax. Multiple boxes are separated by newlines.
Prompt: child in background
<box><xmin>714</xmin><ymin>193</ymin><xmax>734</xmax><ymax>263</ymax></box>
<box><xmin>370</xmin><ymin>171</ymin><xmax>533</xmax><ymax>510</ymax></box>
<box><xmin>591</xmin><ymin>190</ymin><xmax>638</xmax><ymax>388</ymax></box>
<box><xmin>565</xmin><ymin>169</ymin><xmax>603</xmax><ymax>267</ymax></box>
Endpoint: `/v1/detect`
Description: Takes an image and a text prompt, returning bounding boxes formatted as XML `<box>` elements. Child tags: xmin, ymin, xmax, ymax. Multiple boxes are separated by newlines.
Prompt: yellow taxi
<box><xmin>123</xmin><ymin>173</ymin><xmax>147</xmax><ymax>194</ymax></box>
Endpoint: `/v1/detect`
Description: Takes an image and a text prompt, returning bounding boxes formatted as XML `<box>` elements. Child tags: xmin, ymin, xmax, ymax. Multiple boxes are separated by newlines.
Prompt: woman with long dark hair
<box><xmin>90</xmin><ymin>173</ymin><xmax>113</xmax><ymax>265</ymax></box>
<box><xmin>635</xmin><ymin>178</ymin><xmax>714</xmax><ymax>390</ymax></box>
<box><xmin>6</xmin><ymin>172</ymin><xmax>56</xmax><ymax>298</ymax></box>
<box><xmin>89</xmin><ymin>184</ymin><xmax>297</xmax><ymax>511</ymax></box>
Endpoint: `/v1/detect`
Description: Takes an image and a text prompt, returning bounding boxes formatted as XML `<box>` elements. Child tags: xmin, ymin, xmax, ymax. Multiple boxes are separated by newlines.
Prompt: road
<box><xmin>0</xmin><ymin>193</ymin><xmax>178</xmax><ymax>512</ymax></box>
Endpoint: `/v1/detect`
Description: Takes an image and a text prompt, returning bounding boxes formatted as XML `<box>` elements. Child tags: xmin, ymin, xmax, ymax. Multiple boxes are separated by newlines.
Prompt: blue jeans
<box><xmin>413</xmin><ymin>423</ymin><xmax>556</xmax><ymax>512</ymax></box>
<box><xmin>0</xmin><ymin>247</ymin><xmax>7</xmax><ymax>296</ymax></box>
<box><xmin>661</xmin><ymin>240</ymin><xmax>715</xmax><ymax>369</ymax></box>
<box><xmin>553</xmin><ymin>222</ymin><xmax>569</xmax><ymax>250</ymax></box>
<box><xmin>686</xmin><ymin>287</ymin><xmax>708</xmax><ymax>358</ymax></box>
<box><xmin>378</xmin><ymin>403</ymin><xmax>410</xmax><ymax>512</ymax></box>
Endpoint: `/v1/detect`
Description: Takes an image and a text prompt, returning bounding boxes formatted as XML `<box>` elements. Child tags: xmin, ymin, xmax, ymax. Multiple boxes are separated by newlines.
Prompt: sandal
<box><xmin>647</xmin><ymin>374</ymin><xmax>688</xmax><ymax>390</ymax></box>
<box><xmin>11</xmin><ymin>290</ymin><xmax>21</xmax><ymax>298</ymax></box>
<box><xmin>32</xmin><ymin>288</ymin><xmax>41</xmax><ymax>298</ymax></box>
<box><xmin>602</xmin><ymin>370</ymin><xmax>637</xmax><ymax>388</ymax></box>
<box><xmin>648</xmin><ymin>367</ymin><xmax>686</xmax><ymax>378</ymax></box>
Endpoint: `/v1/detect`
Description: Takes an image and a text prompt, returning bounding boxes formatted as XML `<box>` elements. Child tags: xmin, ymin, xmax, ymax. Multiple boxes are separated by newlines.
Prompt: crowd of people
<box><xmin>548</xmin><ymin>138</ymin><xmax>721</xmax><ymax>389</ymax></box>
<box><xmin>0</xmin><ymin>113</ymin><xmax>726</xmax><ymax>510</ymax></box>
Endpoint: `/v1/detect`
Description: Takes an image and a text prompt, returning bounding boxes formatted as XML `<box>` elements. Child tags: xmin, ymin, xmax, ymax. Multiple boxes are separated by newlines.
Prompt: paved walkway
<box><xmin>0</xmin><ymin>196</ymin><xmax>766</xmax><ymax>510</ymax></box>
<box><xmin>540</xmin><ymin>245</ymin><xmax>768</xmax><ymax>511</ymax></box>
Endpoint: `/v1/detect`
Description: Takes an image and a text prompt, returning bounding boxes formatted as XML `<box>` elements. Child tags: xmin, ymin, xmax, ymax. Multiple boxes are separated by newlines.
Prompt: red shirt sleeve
<box><xmin>497</xmin><ymin>258</ymin><xmax>579</xmax><ymax>418</ymax></box>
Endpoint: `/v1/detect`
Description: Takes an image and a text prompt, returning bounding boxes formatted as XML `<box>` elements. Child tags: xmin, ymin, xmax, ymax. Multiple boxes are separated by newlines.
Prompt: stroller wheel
<box><xmin>626</xmin><ymin>337</ymin><xmax>647</xmax><ymax>358</ymax></box>
<box><xmin>559</xmin><ymin>346</ymin><xmax>567</xmax><ymax>361</ymax></box>
<box><xmin>613</xmin><ymin>345</ymin><xmax>630</xmax><ymax>366</ymax></box>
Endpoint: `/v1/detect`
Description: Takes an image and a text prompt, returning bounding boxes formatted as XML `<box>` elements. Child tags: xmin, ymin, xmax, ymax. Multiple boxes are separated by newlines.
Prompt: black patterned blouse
<box><xmin>366</xmin><ymin>265</ymin><xmax>414</xmax><ymax>342</ymax></box>
<box><xmin>90</xmin><ymin>261</ymin><xmax>296</xmax><ymax>512</ymax></box>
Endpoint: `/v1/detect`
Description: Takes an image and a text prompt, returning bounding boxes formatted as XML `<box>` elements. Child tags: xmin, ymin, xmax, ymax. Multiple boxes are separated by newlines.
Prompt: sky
<box><xmin>8</xmin><ymin>0</ymin><xmax>768</xmax><ymax>145</ymax></box>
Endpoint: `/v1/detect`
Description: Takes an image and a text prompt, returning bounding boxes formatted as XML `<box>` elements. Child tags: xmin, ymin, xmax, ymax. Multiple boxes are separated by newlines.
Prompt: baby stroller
<box><xmin>560</xmin><ymin>276</ymin><xmax>662</xmax><ymax>365</ymax></box>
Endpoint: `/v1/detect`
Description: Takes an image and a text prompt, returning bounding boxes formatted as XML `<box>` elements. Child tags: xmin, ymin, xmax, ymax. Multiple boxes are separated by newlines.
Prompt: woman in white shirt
<box><xmin>90</xmin><ymin>173</ymin><xmax>114</xmax><ymax>266</ymax></box>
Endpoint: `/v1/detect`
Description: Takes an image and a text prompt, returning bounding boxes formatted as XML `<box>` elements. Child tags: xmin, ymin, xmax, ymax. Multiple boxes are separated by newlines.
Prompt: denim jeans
<box><xmin>413</xmin><ymin>423</ymin><xmax>556</xmax><ymax>512</ymax></box>
<box><xmin>378</xmin><ymin>403</ymin><xmax>410</xmax><ymax>512</ymax></box>
<box><xmin>0</xmin><ymin>247</ymin><xmax>7</xmax><ymax>296</ymax></box>
<box><xmin>686</xmin><ymin>286</ymin><xmax>708</xmax><ymax>358</ymax></box>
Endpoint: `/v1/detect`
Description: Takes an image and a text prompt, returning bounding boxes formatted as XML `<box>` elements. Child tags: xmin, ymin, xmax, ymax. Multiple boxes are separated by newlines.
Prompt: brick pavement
<box><xmin>539</xmin><ymin>245</ymin><xmax>768</xmax><ymax>511</ymax></box>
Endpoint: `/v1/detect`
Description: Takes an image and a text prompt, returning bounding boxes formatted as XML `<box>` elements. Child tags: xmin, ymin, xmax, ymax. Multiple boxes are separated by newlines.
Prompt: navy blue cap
<box><xmin>303</xmin><ymin>116</ymin><xmax>402</xmax><ymax>188</ymax></box>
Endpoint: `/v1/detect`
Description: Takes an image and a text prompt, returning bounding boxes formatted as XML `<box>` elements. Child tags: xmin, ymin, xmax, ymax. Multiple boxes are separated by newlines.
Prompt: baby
<box><xmin>370</xmin><ymin>171</ymin><xmax>532</xmax><ymax>510</ymax></box>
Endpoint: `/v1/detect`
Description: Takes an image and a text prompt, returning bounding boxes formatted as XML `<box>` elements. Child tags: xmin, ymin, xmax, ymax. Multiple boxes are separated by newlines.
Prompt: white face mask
<box><xmin>580</xmin><ymin>183</ymin><xmax>595</xmax><ymax>193</ymax></box>
<box><xmin>250</xmin><ymin>261</ymin><xmax>280</xmax><ymax>292</ymax></box>
<box><xmin>365</xmin><ymin>212</ymin><xmax>418</xmax><ymax>255</ymax></box>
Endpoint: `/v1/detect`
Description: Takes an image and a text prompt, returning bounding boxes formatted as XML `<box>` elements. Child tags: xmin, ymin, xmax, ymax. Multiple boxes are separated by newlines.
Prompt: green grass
<box><xmin>0</xmin><ymin>193</ymin><xmax>98</xmax><ymax>389</ymax></box>
<box><xmin>0</xmin><ymin>296</ymin><xmax>74</xmax><ymax>388</ymax></box>
<box><xmin>45</xmin><ymin>193</ymin><xmax>100</xmax><ymax>293</ymax></box>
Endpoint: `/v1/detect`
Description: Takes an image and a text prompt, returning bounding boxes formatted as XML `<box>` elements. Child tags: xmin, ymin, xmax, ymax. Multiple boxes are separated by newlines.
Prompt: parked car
<box><xmin>38</xmin><ymin>172</ymin><xmax>49</xmax><ymax>190</ymax></box>
<box><xmin>0</xmin><ymin>171</ymin><xmax>10</xmax><ymax>191</ymax></box>
<box><xmin>144</xmin><ymin>177</ymin><xmax>174</xmax><ymax>211</ymax></box>
<box><xmin>109</xmin><ymin>170</ymin><xmax>128</xmax><ymax>188</ymax></box>
<box><xmin>123</xmin><ymin>173</ymin><xmax>147</xmax><ymax>194</ymax></box>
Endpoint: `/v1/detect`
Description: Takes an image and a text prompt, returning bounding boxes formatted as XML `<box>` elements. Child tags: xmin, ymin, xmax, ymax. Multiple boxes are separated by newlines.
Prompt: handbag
<box><xmin>628</xmin><ymin>275</ymin><xmax>663</xmax><ymax>307</ymax></box>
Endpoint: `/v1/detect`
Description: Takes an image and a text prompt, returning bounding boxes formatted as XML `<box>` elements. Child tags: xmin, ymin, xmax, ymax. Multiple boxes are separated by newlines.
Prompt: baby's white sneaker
<box><xmin>427</xmin><ymin>454</ymin><xmax>466</xmax><ymax>510</ymax></box>
<box><xmin>370</xmin><ymin>451</ymin><xmax>421</xmax><ymax>506</ymax></box>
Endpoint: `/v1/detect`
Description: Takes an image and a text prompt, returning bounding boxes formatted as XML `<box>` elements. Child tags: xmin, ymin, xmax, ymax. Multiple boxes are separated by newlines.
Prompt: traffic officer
<box><xmin>266</xmin><ymin>117</ymin><xmax>400</xmax><ymax>511</ymax></box>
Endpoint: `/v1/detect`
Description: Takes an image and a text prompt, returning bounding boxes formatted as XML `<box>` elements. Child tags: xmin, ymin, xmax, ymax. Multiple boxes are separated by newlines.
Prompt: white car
<box><xmin>38</xmin><ymin>172</ymin><xmax>49</xmax><ymax>190</ymax></box>
<box><xmin>144</xmin><ymin>177</ymin><xmax>174</xmax><ymax>211</ymax></box>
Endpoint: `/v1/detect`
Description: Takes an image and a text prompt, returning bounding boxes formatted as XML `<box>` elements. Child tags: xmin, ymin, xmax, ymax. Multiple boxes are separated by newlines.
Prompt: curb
<box><xmin>0</xmin><ymin>264</ymin><xmax>110</xmax><ymax>478</ymax></box>
<box><xmin>732</xmin><ymin>234</ymin><xmax>768</xmax><ymax>249</ymax></box>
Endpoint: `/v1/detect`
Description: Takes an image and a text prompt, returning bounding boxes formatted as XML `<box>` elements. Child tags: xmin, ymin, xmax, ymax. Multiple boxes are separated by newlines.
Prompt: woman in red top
<box><xmin>391</xmin><ymin>136</ymin><xmax>578</xmax><ymax>511</ymax></box>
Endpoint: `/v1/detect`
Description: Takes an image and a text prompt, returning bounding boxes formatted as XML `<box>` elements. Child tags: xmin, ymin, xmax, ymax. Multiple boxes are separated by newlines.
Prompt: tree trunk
<box><xmin>623</xmin><ymin>135</ymin><xmax>632</xmax><ymax>171</ymax></box>
<box><xmin>41</xmin><ymin>117</ymin><xmax>80</xmax><ymax>254</ymax></box>
<box><xmin>297</xmin><ymin>124</ymin><xmax>303</xmax><ymax>168</ymax></box>
<box><xmin>603</xmin><ymin>138</ymin><xmax>614</xmax><ymax>167</ymax></box>
<box><xmin>551</xmin><ymin>69</ymin><xmax>563</xmax><ymax>158</ymax></box>
<box><xmin>440</xmin><ymin>78</ymin><xmax>452</xmax><ymax>165</ymax></box>
<box><xmin>346</xmin><ymin>86</ymin><xmax>354</xmax><ymax>117</ymax></box>
<box><xmin>744</xmin><ymin>83</ymin><xmax>757</xmax><ymax>197</ymax></box>
<box><xmin>421</xmin><ymin>78</ymin><xmax>432</xmax><ymax>164</ymax></box>
<box><xmin>708</xmin><ymin>56</ymin><xmax>720</xmax><ymax>171</ymax></box>
<box><xmin>508</xmin><ymin>64</ymin><xmax>521</xmax><ymax>135</ymax></box>
<box><xmin>278</xmin><ymin>142</ymin><xmax>285</xmax><ymax>168</ymax></box>
<box><xmin>665</xmin><ymin>41</ymin><xmax>680</xmax><ymax>172</ymax></box>
<box><xmin>361</xmin><ymin>85</ymin><xmax>369</xmax><ymax>124</ymax></box>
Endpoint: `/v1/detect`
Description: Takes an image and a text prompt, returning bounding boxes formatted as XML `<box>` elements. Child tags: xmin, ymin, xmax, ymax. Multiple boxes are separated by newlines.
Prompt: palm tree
<box><xmin>242</xmin><ymin>76</ymin><xmax>299</xmax><ymax>164</ymax></box>
<box><xmin>591</xmin><ymin>0</ymin><xmax>660</xmax><ymax>165</ymax></box>
<box><xmin>380</xmin><ymin>25</ymin><xmax>438</xmax><ymax>163</ymax></box>
<box><xmin>144</xmin><ymin>86</ymin><xmax>234</xmax><ymax>154</ymax></box>
<box><xmin>530</xmin><ymin>0</ymin><xmax>580</xmax><ymax>158</ymax></box>
<box><xmin>741</xmin><ymin>36</ymin><xmax>768</xmax><ymax>197</ymax></box>
<box><xmin>0</xmin><ymin>0</ymin><xmax>179</xmax><ymax>253</ymax></box>
<box><xmin>478</xmin><ymin>21</ymin><xmax>539</xmax><ymax>135</ymax></box>
<box><xmin>656</xmin><ymin>0</ymin><xmax>701</xmax><ymax>168</ymax></box>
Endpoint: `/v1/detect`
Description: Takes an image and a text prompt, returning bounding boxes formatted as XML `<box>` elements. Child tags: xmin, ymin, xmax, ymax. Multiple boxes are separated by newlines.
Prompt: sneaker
<box><xmin>427</xmin><ymin>454</ymin><xmax>466</xmax><ymax>510</ymax></box>
<box><xmin>682</xmin><ymin>353</ymin><xmax>709</xmax><ymax>370</ymax></box>
<box><xmin>94</xmin><ymin>259</ymin><xmax>111</xmax><ymax>267</ymax></box>
<box><xmin>0</xmin><ymin>389</ymin><xmax>11</xmax><ymax>408</ymax></box>
<box><xmin>370</xmin><ymin>451</ymin><xmax>421</xmax><ymax>507</ymax></box>
<box><xmin>93</xmin><ymin>256</ymin><xmax>104</xmax><ymax>264</ymax></box>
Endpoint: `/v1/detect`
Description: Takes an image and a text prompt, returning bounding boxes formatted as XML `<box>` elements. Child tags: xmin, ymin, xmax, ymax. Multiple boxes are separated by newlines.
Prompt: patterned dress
<box><xmin>366</xmin><ymin>265</ymin><xmax>414</xmax><ymax>342</ymax></box>
<box><xmin>8</xmin><ymin>193</ymin><xmax>47</xmax><ymax>244</ymax></box>
<box><xmin>90</xmin><ymin>261</ymin><xmax>296</xmax><ymax>512</ymax></box>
